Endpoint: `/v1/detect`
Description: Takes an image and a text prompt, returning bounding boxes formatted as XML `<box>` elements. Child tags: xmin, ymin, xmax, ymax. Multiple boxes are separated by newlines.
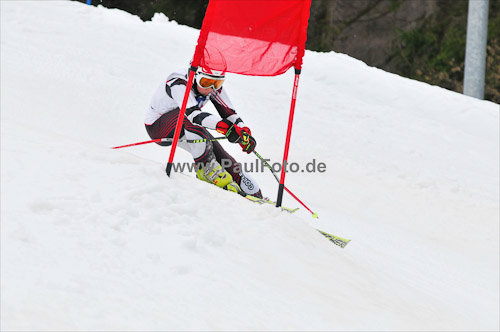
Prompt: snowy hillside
<box><xmin>1</xmin><ymin>1</ymin><xmax>499</xmax><ymax>331</ymax></box>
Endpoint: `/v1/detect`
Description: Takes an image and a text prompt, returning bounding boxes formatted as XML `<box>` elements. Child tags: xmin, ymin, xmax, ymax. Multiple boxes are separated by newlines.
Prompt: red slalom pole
<box><xmin>284</xmin><ymin>186</ymin><xmax>317</xmax><ymax>218</ymax></box>
<box><xmin>253</xmin><ymin>150</ymin><xmax>318</xmax><ymax>218</ymax></box>
<box><xmin>111</xmin><ymin>137</ymin><xmax>227</xmax><ymax>150</ymax></box>
<box><xmin>166</xmin><ymin>66</ymin><xmax>197</xmax><ymax>177</ymax></box>
<box><xmin>276</xmin><ymin>69</ymin><xmax>301</xmax><ymax>208</ymax></box>
<box><xmin>111</xmin><ymin>139</ymin><xmax>162</xmax><ymax>149</ymax></box>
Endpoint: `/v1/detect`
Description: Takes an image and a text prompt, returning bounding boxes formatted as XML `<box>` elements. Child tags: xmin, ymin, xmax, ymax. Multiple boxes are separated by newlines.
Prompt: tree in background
<box><xmin>78</xmin><ymin>0</ymin><xmax>208</xmax><ymax>27</ymax></box>
<box><xmin>77</xmin><ymin>0</ymin><xmax>499</xmax><ymax>103</ymax></box>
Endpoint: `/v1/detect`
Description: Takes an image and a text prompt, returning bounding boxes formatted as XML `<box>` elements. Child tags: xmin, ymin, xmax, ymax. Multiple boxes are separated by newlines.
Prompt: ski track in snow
<box><xmin>1</xmin><ymin>1</ymin><xmax>499</xmax><ymax>331</ymax></box>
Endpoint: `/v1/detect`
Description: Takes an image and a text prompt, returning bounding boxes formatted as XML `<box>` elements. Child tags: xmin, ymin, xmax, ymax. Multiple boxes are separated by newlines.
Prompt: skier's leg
<box><xmin>237</xmin><ymin>171</ymin><xmax>262</xmax><ymax>198</ymax></box>
<box><xmin>211</xmin><ymin>137</ymin><xmax>263</xmax><ymax>198</ymax></box>
<box><xmin>145</xmin><ymin>110</ymin><xmax>242</xmax><ymax>194</ymax></box>
<box><xmin>145</xmin><ymin>109</ymin><xmax>212</xmax><ymax>160</ymax></box>
<box><xmin>182</xmin><ymin>121</ymin><xmax>244</xmax><ymax>194</ymax></box>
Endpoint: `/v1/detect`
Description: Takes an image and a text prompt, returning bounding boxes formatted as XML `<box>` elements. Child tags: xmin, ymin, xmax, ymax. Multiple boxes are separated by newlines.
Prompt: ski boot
<box><xmin>196</xmin><ymin>159</ymin><xmax>245</xmax><ymax>196</ymax></box>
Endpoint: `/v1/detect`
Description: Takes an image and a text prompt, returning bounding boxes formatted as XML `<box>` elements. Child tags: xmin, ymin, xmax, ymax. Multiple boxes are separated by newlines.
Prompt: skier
<box><xmin>144</xmin><ymin>64</ymin><xmax>263</xmax><ymax>198</ymax></box>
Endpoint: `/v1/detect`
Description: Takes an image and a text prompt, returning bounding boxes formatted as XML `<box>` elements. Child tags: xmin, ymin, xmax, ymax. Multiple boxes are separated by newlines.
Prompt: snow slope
<box><xmin>1</xmin><ymin>1</ymin><xmax>499</xmax><ymax>331</ymax></box>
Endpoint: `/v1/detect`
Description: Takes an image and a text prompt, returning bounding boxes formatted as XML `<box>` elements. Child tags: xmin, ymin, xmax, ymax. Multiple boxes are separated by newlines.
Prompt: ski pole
<box><xmin>253</xmin><ymin>150</ymin><xmax>318</xmax><ymax>218</ymax></box>
<box><xmin>111</xmin><ymin>137</ymin><xmax>227</xmax><ymax>149</ymax></box>
<box><xmin>253</xmin><ymin>150</ymin><xmax>279</xmax><ymax>182</ymax></box>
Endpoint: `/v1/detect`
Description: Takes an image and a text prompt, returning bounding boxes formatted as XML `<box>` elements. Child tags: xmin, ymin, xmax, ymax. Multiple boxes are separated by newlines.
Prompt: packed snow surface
<box><xmin>1</xmin><ymin>1</ymin><xmax>499</xmax><ymax>331</ymax></box>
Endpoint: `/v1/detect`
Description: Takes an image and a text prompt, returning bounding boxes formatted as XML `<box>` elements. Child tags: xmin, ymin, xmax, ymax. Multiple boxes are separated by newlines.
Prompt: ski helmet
<box><xmin>198</xmin><ymin>65</ymin><xmax>225</xmax><ymax>79</ymax></box>
<box><xmin>195</xmin><ymin>47</ymin><xmax>227</xmax><ymax>90</ymax></box>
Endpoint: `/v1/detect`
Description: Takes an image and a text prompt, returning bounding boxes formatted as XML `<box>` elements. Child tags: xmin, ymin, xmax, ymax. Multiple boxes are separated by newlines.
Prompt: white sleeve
<box><xmin>168</xmin><ymin>82</ymin><xmax>222</xmax><ymax>130</ymax></box>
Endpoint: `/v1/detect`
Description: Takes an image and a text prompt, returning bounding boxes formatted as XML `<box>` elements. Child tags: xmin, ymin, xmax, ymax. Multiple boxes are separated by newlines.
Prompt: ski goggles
<box><xmin>197</xmin><ymin>73</ymin><xmax>225</xmax><ymax>90</ymax></box>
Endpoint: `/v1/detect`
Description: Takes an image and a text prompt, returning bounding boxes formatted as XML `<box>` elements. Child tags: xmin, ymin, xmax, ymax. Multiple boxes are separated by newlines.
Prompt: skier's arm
<box><xmin>211</xmin><ymin>87</ymin><xmax>256</xmax><ymax>153</ymax></box>
<box><xmin>211</xmin><ymin>88</ymin><xmax>246</xmax><ymax>127</ymax></box>
<box><xmin>166</xmin><ymin>79</ymin><xmax>222</xmax><ymax>130</ymax></box>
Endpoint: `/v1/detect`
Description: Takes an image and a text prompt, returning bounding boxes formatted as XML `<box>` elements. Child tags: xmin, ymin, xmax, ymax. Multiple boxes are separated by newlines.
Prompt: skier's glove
<box><xmin>216</xmin><ymin>119</ymin><xmax>257</xmax><ymax>153</ymax></box>
<box><xmin>239</xmin><ymin>134</ymin><xmax>257</xmax><ymax>154</ymax></box>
